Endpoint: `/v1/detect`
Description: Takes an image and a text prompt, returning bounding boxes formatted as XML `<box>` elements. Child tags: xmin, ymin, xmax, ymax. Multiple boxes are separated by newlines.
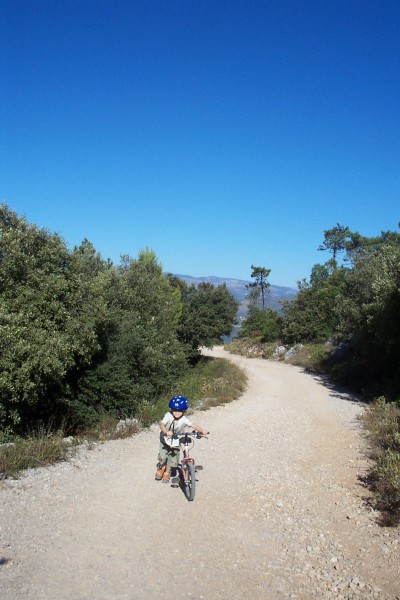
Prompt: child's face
<box><xmin>172</xmin><ymin>409</ymin><xmax>184</xmax><ymax>419</ymax></box>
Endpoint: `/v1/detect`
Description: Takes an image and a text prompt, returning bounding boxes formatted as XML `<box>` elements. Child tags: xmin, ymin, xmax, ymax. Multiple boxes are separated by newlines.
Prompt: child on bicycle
<box><xmin>155</xmin><ymin>395</ymin><xmax>209</xmax><ymax>483</ymax></box>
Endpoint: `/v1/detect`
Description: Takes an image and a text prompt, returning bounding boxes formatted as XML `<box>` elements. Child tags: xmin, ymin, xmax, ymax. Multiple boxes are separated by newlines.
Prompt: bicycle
<box><xmin>170</xmin><ymin>431</ymin><xmax>208</xmax><ymax>501</ymax></box>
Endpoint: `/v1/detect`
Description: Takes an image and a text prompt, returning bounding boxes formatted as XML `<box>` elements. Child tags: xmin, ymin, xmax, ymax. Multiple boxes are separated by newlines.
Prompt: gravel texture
<box><xmin>0</xmin><ymin>346</ymin><xmax>399</xmax><ymax>599</ymax></box>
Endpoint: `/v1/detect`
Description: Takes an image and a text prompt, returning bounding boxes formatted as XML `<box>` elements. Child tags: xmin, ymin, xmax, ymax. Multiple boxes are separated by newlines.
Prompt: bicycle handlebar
<box><xmin>172</xmin><ymin>431</ymin><xmax>209</xmax><ymax>440</ymax></box>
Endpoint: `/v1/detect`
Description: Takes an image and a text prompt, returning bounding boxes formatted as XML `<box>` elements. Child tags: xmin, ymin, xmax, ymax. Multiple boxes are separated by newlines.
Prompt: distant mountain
<box><xmin>174</xmin><ymin>274</ymin><xmax>297</xmax><ymax>317</ymax></box>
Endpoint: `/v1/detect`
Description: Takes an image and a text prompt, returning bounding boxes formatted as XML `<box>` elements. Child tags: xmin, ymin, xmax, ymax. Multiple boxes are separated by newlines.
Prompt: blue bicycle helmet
<box><xmin>168</xmin><ymin>395</ymin><xmax>189</xmax><ymax>411</ymax></box>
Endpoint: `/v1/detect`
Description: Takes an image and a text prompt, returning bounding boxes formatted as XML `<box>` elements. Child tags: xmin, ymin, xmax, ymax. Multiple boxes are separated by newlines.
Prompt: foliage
<box><xmin>0</xmin><ymin>205</ymin><xmax>108</xmax><ymax>431</ymax></box>
<box><xmin>69</xmin><ymin>250</ymin><xmax>187</xmax><ymax>426</ymax></box>
<box><xmin>310</xmin><ymin>263</ymin><xmax>330</xmax><ymax>286</ymax></box>
<box><xmin>235</xmin><ymin>223</ymin><xmax>399</xmax><ymax>396</ymax></box>
<box><xmin>239</xmin><ymin>306</ymin><xmax>282</xmax><ymax>342</ymax></box>
<box><xmin>246</xmin><ymin>265</ymin><xmax>271</xmax><ymax>309</ymax></box>
<box><xmin>168</xmin><ymin>276</ymin><xmax>239</xmax><ymax>361</ymax></box>
<box><xmin>329</xmin><ymin>243</ymin><xmax>400</xmax><ymax>392</ymax></box>
<box><xmin>316</xmin><ymin>222</ymin><xmax>399</xmax><ymax>268</ymax></box>
<box><xmin>281</xmin><ymin>268</ymin><xmax>347</xmax><ymax>344</ymax></box>
<box><xmin>224</xmin><ymin>225</ymin><xmax>400</xmax><ymax>398</ymax></box>
<box><xmin>239</xmin><ymin>265</ymin><xmax>280</xmax><ymax>343</ymax></box>
<box><xmin>318</xmin><ymin>222</ymin><xmax>353</xmax><ymax>265</ymax></box>
<box><xmin>0</xmin><ymin>206</ymin><xmax>240</xmax><ymax>435</ymax></box>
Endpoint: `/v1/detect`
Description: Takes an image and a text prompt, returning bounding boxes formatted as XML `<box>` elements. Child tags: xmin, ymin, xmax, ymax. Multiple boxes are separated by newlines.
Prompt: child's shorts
<box><xmin>158</xmin><ymin>442</ymin><xmax>180</xmax><ymax>467</ymax></box>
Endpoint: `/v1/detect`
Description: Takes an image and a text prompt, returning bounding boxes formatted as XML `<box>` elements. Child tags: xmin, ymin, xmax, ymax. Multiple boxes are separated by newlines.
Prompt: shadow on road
<box><xmin>0</xmin><ymin>557</ymin><xmax>11</xmax><ymax>566</ymax></box>
<box><xmin>306</xmin><ymin>370</ymin><xmax>367</xmax><ymax>405</ymax></box>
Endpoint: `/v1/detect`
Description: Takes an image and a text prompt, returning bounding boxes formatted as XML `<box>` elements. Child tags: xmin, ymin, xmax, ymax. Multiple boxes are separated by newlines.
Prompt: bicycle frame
<box><xmin>180</xmin><ymin>434</ymin><xmax>196</xmax><ymax>484</ymax></box>
<box><xmin>170</xmin><ymin>431</ymin><xmax>207</xmax><ymax>500</ymax></box>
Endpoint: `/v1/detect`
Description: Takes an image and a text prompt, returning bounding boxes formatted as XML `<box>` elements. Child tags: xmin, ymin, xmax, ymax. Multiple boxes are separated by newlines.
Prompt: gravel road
<box><xmin>1</xmin><ymin>346</ymin><xmax>399</xmax><ymax>599</ymax></box>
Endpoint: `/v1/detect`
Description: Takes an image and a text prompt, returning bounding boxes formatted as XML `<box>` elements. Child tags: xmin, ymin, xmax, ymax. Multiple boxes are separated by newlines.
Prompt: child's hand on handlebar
<box><xmin>193</xmin><ymin>430</ymin><xmax>209</xmax><ymax>437</ymax></box>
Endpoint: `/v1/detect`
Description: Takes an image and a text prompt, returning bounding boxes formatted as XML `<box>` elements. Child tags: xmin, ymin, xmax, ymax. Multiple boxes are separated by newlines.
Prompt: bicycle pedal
<box><xmin>195</xmin><ymin>465</ymin><xmax>203</xmax><ymax>471</ymax></box>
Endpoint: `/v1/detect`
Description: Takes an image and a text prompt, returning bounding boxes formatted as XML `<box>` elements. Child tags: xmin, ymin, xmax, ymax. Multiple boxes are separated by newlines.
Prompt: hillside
<box><xmin>175</xmin><ymin>274</ymin><xmax>297</xmax><ymax>317</ymax></box>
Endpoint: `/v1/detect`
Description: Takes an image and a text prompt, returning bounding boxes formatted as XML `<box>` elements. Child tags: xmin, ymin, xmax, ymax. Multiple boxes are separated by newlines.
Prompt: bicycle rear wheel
<box><xmin>183</xmin><ymin>462</ymin><xmax>196</xmax><ymax>501</ymax></box>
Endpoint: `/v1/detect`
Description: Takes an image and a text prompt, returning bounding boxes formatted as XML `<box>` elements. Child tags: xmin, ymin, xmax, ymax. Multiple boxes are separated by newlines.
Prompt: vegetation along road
<box><xmin>1</xmin><ymin>347</ymin><xmax>399</xmax><ymax>599</ymax></box>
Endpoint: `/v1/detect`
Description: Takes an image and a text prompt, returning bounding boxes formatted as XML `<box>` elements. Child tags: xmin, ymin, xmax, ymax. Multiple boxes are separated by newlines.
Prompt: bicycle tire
<box><xmin>183</xmin><ymin>462</ymin><xmax>196</xmax><ymax>501</ymax></box>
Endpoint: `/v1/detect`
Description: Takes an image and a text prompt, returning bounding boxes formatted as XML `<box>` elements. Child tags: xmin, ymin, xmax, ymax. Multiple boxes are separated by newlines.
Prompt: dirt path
<box><xmin>1</xmin><ymin>347</ymin><xmax>399</xmax><ymax>599</ymax></box>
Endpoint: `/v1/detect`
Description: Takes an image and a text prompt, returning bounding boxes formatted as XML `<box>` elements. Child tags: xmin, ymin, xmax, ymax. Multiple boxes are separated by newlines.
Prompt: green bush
<box><xmin>281</xmin><ymin>270</ymin><xmax>346</xmax><ymax>344</ymax></box>
<box><xmin>167</xmin><ymin>276</ymin><xmax>239</xmax><ymax>361</ymax></box>
<box><xmin>0</xmin><ymin>206</ymin><xmax>108</xmax><ymax>432</ymax></box>
<box><xmin>239</xmin><ymin>307</ymin><xmax>282</xmax><ymax>342</ymax></box>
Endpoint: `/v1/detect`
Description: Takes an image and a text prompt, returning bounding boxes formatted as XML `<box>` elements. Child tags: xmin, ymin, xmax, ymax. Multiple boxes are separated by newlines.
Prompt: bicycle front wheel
<box><xmin>183</xmin><ymin>462</ymin><xmax>196</xmax><ymax>501</ymax></box>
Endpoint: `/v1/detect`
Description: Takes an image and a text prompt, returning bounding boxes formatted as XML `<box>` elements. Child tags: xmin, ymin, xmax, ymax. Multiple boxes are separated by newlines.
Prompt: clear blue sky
<box><xmin>1</xmin><ymin>1</ymin><xmax>399</xmax><ymax>288</ymax></box>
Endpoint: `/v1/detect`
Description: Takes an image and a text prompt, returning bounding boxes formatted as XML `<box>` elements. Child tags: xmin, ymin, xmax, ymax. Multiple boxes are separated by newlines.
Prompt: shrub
<box><xmin>363</xmin><ymin>397</ymin><xmax>400</xmax><ymax>525</ymax></box>
<box><xmin>239</xmin><ymin>307</ymin><xmax>282</xmax><ymax>342</ymax></box>
<box><xmin>374</xmin><ymin>450</ymin><xmax>400</xmax><ymax>525</ymax></box>
<box><xmin>363</xmin><ymin>397</ymin><xmax>400</xmax><ymax>452</ymax></box>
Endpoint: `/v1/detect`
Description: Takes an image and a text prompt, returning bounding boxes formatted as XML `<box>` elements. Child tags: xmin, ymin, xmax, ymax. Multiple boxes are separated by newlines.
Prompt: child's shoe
<box><xmin>162</xmin><ymin>472</ymin><xmax>170</xmax><ymax>483</ymax></box>
<box><xmin>155</xmin><ymin>465</ymin><xmax>166</xmax><ymax>480</ymax></box>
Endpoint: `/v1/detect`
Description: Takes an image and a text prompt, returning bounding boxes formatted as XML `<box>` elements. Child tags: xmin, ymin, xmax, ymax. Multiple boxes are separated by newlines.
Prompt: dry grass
<box><xmin>284</xmin><ymin>343</ymin><xmax>332</xmax><ymax>371</ymax></box>
<box><xmin>182</xmin><ymin>357</ymin><xmax>247</xmax><ymax>411</ymax></box>
<box><xmin>77</xmin><ymin>416</ymin><xmax>141</xmax><ymax>442</ymax></box>
<box><xmin>0</xmin><ymin>426</ymin><xmax>72</xmax><ymax>479</ymax></box>
<box><xmin>226</xmin><ymin>337</ymin><xmax>276</xmax><ymax>359</ymax></box>
<box><xmin>226</xmin><ymin>338</ymin><xmax>332</xmax><ymax>371</ymax></box>
<box><xmin>362</xmin><ymin>397</ymin><xmax>400</xmax><ymax>526</ymax></box>
<box><xmin>138</xmin><ymin>356</ymin><xmax>247</xmax><ymax>425</ymax></box>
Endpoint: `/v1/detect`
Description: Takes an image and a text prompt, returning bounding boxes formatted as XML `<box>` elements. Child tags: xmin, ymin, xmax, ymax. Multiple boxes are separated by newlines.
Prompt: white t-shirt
<box><xmin>161</xmin><ymin>412</ymin><xmax>193</xmax><ymax>447</ymax></box>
